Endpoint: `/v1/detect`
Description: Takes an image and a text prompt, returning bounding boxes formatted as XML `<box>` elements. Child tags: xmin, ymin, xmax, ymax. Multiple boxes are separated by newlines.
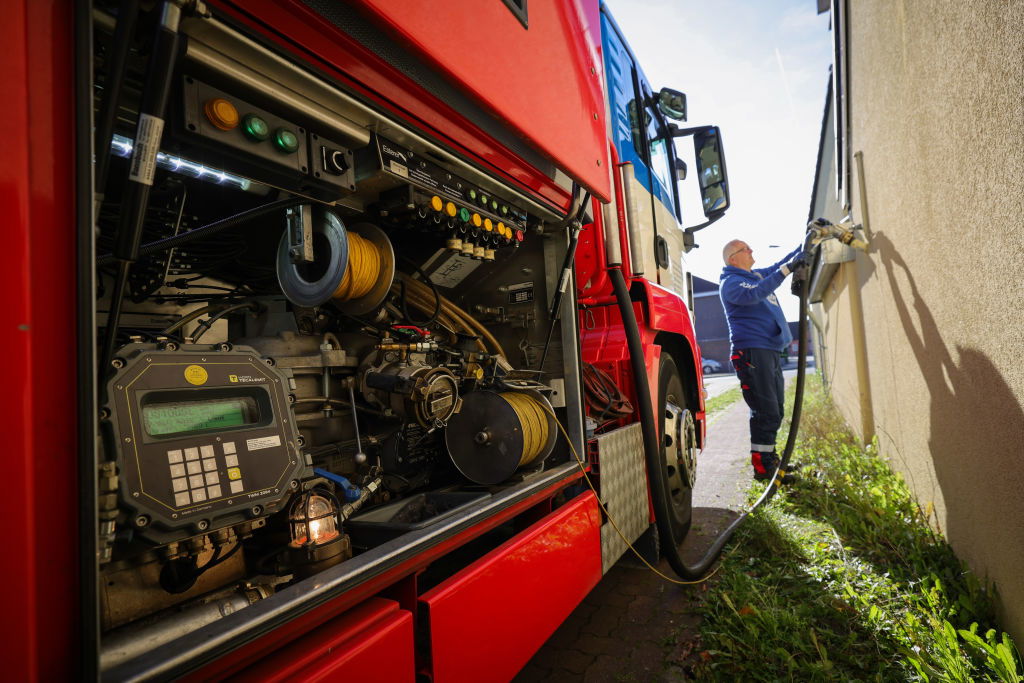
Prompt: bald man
<box><xmin>719</xmin><ymin>239</ymin><xmax>808</xmax><ymax>483</ymax></box>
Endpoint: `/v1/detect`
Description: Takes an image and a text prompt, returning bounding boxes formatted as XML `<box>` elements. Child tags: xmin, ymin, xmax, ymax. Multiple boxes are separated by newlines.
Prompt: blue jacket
<box><xmin>719</xmin><ymin>246</ymin><xmax>800</xmax><ymax>351</ymax></box>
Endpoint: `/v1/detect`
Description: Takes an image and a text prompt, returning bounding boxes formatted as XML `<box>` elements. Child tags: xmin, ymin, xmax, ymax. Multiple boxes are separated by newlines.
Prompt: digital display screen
<box><xmin>142</xmin><ymin>396</ymin><xmax>259</xmax><ymax>436</ymax></box>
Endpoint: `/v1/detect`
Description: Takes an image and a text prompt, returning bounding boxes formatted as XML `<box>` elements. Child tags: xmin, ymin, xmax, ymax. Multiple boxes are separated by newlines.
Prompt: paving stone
<box><xmin>556</xmin><ymin>649</ymin><xmax>593</xmax><ymax>675</ymax></box>
<box><xmin>573</xmin><ymin>633</ymin><xmax>620</xmax><ymax>657</ymax></box>
<box><xmin>582</xmin><ymin>655</ymin><xmax>632</xmax><ymax>683</ymax></box>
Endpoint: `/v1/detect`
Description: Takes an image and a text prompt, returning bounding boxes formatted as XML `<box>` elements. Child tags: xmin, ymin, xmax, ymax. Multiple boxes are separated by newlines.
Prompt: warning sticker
<box><xmin>246</xmin><ymin>435</ymin><xmax>282</xmax><ymax>451</ymax></box>
<box><xmin>420</xmin><ymin>249</ymin><xmax>481</xmax><ymax>288</ymax></box>
<box><xmin>183</xmin><ymin>364</ymin><xmax>208</xmax><ymax>386</ymax></box>
<box><xmin>388</xmin><ymin>160</ymin><xmax>409</xmax><ymax>178</ymax></box>
<box><xmin>128</xmin><ymin>113</ymin><xmax>164</xmax><ymax>186</ymax></box>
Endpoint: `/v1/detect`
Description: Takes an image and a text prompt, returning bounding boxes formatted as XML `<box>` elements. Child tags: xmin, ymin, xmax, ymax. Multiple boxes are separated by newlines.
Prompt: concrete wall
<box><xmin>814</xmin><ymin>0</ymin><xmax>1024</xmax><ymax>642</ymax></box>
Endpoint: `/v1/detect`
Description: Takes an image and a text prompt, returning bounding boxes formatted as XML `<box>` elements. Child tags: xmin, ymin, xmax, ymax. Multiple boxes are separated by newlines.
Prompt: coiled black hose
<box><xmin>610</xmin><ymin>243</ymin><xmax>811</xmax><ymax>580</ymax></box>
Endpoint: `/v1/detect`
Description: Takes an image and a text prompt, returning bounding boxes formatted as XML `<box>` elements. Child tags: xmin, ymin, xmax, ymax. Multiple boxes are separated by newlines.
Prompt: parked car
<box><xmin>702</xmin><ymin>358</ymin><xmax>724</xmax><ymax>374</ymax></box>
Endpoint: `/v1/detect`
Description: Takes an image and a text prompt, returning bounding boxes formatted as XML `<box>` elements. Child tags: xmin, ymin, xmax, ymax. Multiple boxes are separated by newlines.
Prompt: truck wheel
<box><xmin>658</xmin><ymin>353</ymin><xmax>696</xmax><ymax>541</ymax></box>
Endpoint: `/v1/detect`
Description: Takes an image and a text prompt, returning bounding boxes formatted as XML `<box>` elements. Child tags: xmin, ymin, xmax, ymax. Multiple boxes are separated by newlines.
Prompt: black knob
<box><xmin>322</xmin><ymin>147</ymin><xmax>348</xmax><ymax>175</ymax></box>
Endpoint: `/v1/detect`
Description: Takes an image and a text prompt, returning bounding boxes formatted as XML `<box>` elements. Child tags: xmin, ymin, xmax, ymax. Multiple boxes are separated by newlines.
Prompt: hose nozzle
<box><xmin>806</xmin><ymin>218</ymin><xmax>869</xmax><ymax>252</ymax></box>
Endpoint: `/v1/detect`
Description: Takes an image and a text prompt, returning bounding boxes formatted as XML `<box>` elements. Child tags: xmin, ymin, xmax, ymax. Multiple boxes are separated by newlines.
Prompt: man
<box><xmin>719</xmin><ymin>239</ymin><xmax>808</xmax><ymax>483</ymax></box>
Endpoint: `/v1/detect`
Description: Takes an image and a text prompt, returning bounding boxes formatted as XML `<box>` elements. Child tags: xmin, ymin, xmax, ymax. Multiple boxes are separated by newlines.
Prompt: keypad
<box><xmin>167</xmin><ymin>442</ymin><xmax>243</xmax><ymax>507</ymax></box>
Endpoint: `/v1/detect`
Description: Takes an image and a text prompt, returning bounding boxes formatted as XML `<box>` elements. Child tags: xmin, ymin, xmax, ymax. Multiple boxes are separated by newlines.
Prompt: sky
<box><xmin>605</xmin><ymin>0</ymin><xmax>833</xmax><ymax>319</ymax></box>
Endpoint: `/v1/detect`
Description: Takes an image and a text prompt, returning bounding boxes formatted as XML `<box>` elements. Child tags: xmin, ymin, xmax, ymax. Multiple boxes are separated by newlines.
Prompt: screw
<box><xmin>132</xmin><ymin>492</ymin><xmax>139</xmax><ymax>498</ymax></box>
<box><xmin>124</xmin><ymin>437</ymin><xmax>132</xmax><ymax>443</ymax></box>
<box><xmin>290</xmin><ymin>480</ymin><xmax>299</xmax><ymax>489</ymax></box>
<box><xmin>134</xmin><ymin>515</ymin><xmax>149</xmax><ymax>527</ymax></box>
<box><xmin>250</xmin><ymin>506</ymin><xmax>263</xmax><ymax>516</ymax></box>
<box><xmin>197</xmin><ymin>520</ymin><xmax>209</xmax><ymax>531</ymax></box>
<box><xmin>111</xmin><ymin>359</ymin><xmax>125</xmax><ymax>369</ymax></box>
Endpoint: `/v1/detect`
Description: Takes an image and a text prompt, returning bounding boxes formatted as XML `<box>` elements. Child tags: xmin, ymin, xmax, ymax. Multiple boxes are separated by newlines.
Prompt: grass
<box><xmin>704</xmin><ymin>387</ymin><xmax>742</xmax><ymax>419</ymax></box>
<box><xmin>687</xmin><ymin>377</ymin><xmax>1023</xmax><ymax>682</ymax></box>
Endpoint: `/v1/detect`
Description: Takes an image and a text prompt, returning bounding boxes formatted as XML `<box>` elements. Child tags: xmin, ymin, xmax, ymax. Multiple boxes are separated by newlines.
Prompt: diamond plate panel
<box><xmin>595</xmin><ymin>422</ymin><xmax>649</xmax><ymax>573</ymax></box>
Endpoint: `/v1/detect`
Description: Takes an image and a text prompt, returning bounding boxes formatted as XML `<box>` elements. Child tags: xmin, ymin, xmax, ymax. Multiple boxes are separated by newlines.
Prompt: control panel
<box><xmin>177</xmin><ymin>77</ymin><xmax>356</xmax><ymax>201</ymax></box>
<box><xmin>104</xmin><ymin>344</ymin><xmax>309</xmax><ymax>543</ymax></box>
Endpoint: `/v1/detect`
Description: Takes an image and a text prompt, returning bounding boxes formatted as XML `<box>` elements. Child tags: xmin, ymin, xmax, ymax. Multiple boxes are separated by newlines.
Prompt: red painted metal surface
<box><xmin>193</xmin><ymin>473</ymin><xmax>583</xmax><ymax>679</ymax></box>
<box><xmin>420</xmin><ymin>492</ymin><xmax>603</xmax><ymax>682</ymax></box>
<box><xmin>348</xmin><ymin>0</ymin><xmax>610</xmax><ymax>201</ymax></box>
<box><xmin>0</xmin><ymin>0</ymin><xmax>77</xmax><ymax>678</ymax></box>
<box><xmin>212</xmin><ymin>0</ymin><xmax>577</xmax><ymax>212</ymax></box>
<box><xmin>231</xmin><ymin>598</ymin><xmax>414</xmax><ymax>682</ymax></box>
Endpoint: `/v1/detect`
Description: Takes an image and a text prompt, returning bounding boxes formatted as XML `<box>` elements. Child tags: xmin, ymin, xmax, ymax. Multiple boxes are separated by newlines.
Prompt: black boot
<box><xmin>752</xmin><ymin>451</ymin><xmax>797</xmax><ymax>484</ymax></box>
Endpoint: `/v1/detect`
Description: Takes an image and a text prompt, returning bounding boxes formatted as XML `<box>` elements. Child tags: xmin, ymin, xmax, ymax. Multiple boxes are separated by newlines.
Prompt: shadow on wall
<box><xmin>872</xmin><ymin>231</ymin><xmax>1024</xmax><ymax>633</ymax></box>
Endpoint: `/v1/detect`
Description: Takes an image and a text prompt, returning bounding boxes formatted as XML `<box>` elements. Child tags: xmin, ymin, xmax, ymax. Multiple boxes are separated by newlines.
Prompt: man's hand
<box><xmin>781</xmin><ymin>250</ymin><xmax>811</xmax><ymax>276</ymax></box>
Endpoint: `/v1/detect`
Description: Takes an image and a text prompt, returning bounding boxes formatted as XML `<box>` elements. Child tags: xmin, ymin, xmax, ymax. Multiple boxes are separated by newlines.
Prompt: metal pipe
<box><xmin>100</xmin><ymin>586</ymin><xmax>268</xmax><ymax>672</ymax></box>
<box><xmin>618</xmin><ymin>163</ymin><xmax>645</xmax><ymax>276</ymax></box>
<box><xmin>848</xmin><ymin>151</ymin><xmax>875</xmax><ymax>443</ymax></box>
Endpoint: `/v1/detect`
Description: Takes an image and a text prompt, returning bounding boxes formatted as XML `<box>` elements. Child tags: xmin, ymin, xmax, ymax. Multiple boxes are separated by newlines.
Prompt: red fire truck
<box><xmin>4</xmin><ymin>0</ymin><xmax>731</xmax><ymax>678</ymax></box>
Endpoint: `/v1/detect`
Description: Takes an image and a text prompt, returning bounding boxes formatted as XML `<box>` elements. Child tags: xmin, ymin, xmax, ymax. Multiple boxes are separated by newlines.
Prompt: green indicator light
<box><xmin>491</xmin><ymin>199</ymin><xmax>499</xmax><ymax>211</ymax></box>
<box><xmin>468</xmin><ymin>189</ymin><xmax>477</xmax><ymax>200</ymax></box>
<box><xmin>241</xmin><ymin>114</ymin><xmax>270</xmax><ymax>141</ymax></box>
<box><xmin>500</xmin><ymin>205</ymin><xmax>509</xmax><ymax>215</ymax></box>
<box><xmin>458</xmin><ymin>207</ymin><xmax>471</xmax><ymax>222</ymax></box>
<box><xmin>480</xmin><ymin>194</ymin><xmax>489</xmax><ymax>206</ymax></box>
<box><xmin>273</xmin><ymin>127</ymin><xmax>299</xmax><ymax>153</ymax></box>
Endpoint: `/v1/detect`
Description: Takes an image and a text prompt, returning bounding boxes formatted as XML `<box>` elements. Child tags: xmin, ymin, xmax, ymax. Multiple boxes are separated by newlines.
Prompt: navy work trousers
<box><xmin>731</xmin><ymin>347</ymin><xmax>785</xmax><ymax>451</ymax></box>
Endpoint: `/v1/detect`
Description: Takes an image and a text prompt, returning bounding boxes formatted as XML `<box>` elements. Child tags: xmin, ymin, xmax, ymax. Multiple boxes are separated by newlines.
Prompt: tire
<box><xmin>702</xmin><ymin>364</ymin><xmax>713</xmax><ymax>374</ymax></box>
<box><xmin>658</xmin><ymin>353</ymin><xmax>697</xmax><ymax>542</ymax></box>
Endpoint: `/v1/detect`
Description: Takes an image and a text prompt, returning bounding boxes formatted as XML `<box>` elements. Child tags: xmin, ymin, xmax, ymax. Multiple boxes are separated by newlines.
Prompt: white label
<box><xmin>388</xmin><ymin>160</ymin><xmax>409</xmax><ymax>178</ymax></box>
<box><xmin>129</xmin><ymin>113</ymin><xmax>164</xmax><ymax>186</ymax></box>
<box><xmin>246</xmin><ymin>434</ymin><xmax>281</xmax><ymax>451</ymax></box>
<box><xmin>421</xmin><ymin>249</ymin><xmax>481</xmax><ymax>288</ymax></box>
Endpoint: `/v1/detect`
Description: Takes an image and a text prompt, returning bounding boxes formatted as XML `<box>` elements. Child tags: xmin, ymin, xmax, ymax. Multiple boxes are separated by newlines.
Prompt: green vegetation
<box><xmin>704</xmin><ymin>387</ymin><xmax>742</xmax><ymax>418</ymax></box>
<box><xmin>691</xmin><ymin>379</ymin><xmax>1022</xmax><ymax>682</ymax></box>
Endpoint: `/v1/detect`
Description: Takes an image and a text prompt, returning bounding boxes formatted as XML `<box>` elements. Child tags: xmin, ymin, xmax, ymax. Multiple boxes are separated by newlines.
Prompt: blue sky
<box><xmin>605</xmin><ymin>0</ymin><xmax>833</xmax><ymax>318</ymax></box>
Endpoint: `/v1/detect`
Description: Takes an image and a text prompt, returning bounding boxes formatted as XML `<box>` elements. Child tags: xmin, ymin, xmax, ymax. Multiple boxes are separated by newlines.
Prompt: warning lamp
<box><xmin>287</xmin><ymin>490</ymin><xmax>349</xmax><ymax>577</ymax></box>
<box><xmin>204</xmin><ymin>98</ymin><xmax>239</xmax><ymax>131</ymax></box>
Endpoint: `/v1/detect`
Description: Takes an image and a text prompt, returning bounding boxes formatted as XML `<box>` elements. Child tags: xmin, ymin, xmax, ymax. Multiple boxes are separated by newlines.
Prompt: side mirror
<box><xmin>693</xmin><ymin>127</ymin><xmax>729</xmax><ymax>216</ymax></box>
<box><xmin>674</xmin><ymin>158</ymin><xmax>687</xmax><ymax>181</ymax></box>
<box><xmin>656</xmin><ymin>88</ymin><xmax>687</xmax><ymax>121</ymax></box>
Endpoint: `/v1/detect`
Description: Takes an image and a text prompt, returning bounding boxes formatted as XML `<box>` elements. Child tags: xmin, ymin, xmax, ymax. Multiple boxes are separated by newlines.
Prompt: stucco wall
<box><xmin>818</xmin><ymin>0</ymin><xmax>1024</xmax><ymax>641</ymax></box>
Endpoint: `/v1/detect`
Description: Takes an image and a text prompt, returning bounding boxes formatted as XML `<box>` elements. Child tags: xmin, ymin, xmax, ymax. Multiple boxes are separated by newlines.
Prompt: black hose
<box><xmin>610</xmin><ymin>261</ymin><xmax>811</xmax><ymax>580</ymax></box>
<box><xmin>97</xmin><ymin>197</ymin><xmax>308</xmax><ymax>267</ymax></box>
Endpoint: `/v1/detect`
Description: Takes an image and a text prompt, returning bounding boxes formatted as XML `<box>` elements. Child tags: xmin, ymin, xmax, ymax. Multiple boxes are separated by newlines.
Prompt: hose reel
<box><xmin>277</xmin><ymin>208</ymin><xmax>395</xmax><ymax>313</ymax></box>
<box><xmin>444</xmin><ymin>390</ymin><xmax>557</xmax><ymax>485</ymax></box>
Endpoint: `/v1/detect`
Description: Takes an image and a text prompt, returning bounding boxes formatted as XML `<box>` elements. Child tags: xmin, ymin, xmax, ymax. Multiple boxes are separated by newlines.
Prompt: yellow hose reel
<box><xmin>444</xmin><ymin>389</ymin><xmax>558</xmax><ymax>485</ymax></box>
<box><xmin>277</xmin><ymin>208</ymin><xmax>395</xmax><ymax>314</ymax></box>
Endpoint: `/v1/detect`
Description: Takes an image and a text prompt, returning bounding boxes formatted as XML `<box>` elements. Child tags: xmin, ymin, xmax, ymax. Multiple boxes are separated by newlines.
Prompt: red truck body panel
<box><xmin>420</xmin><ymin>491</ymin><xmax>603</xmax><ymax>682</ymax></box>
<box><xmin>0</xmin><ymin>0</ymin><xmax>77</xmax><ymax>677</ymax></box>
<box><xmin>347</xmin><ymin>0</ymin><xmax>610</xmax><ymax>202</ymax></box>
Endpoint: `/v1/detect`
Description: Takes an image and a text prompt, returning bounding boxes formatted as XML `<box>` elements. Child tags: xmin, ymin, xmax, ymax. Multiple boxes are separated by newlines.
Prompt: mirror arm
<box><xmin>682</xmin><ymin>213</ymin><xmax>726</xmax><ymax>252</ymax></box>
<box><xmin>671</xmin><ymin>124</ymin><xmax>715</xmax><ymax>138</ymax></box>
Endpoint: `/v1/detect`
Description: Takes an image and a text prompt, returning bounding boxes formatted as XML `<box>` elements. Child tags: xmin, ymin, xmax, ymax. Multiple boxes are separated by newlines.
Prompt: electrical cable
<box><xmin>332</xmin><ymin>232</ymin><xmax>382</xmax><ymax>301</ymax></box>
<box><xmin>609</xmin><ymin>255</ymin><xmax>813</xmax><ymax>582</ymax></box>
<box><xmin>540</xmin><ymin>400</ymin><xmax>726</xmax><ymax>585</ymax></box>
<box><xmin>190</xmin><ymin>302</ymin><xmax>260</xmax><ymax>342</ymax></box>
<box><xmin>538</xmin><ymin>190</ymin><xmax>592</xmax><ymax>371</ymax></box>
<box><xmin>501</xmin><ymin>392</ymin><xmax>550</xmax><ymax>467</ymax></box>
<box><xmin>97</xmin><ymin>197</ymin><xmax>308</xmax><ymax>267</ymax></box>
<box><xmin>94</xmin><ymin>0</ymin><xmax>139</xmax><ymax>198</ymax></box>
<box><xmin>582</xmin><ymin>362</ymin><xmax>633</xmax><ymax>420</ymax></box>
